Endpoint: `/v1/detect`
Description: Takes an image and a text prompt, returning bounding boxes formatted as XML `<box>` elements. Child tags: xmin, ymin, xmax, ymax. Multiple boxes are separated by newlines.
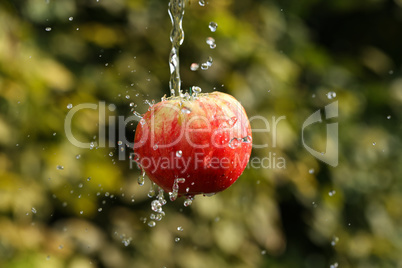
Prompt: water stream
<box><xmin>168</xmin><ymin>0</ymin><xmax>185</xmax><ymax>97</ymax></box>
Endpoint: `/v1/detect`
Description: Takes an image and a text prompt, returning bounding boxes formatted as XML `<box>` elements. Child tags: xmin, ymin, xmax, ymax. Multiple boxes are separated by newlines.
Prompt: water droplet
<box><xmin>190</xmin><ymin>63</ymin><xmax>199</xmax><ymax>71</ymax></box>
<box><xmin>192</xmin><ymin>86</ymin><xmax>202</xmax><ymax>94</ymax></box>
<box><xmin>206</xmin><ymin>56</ymin><xmax>213</xmax><ymax>67</ymax></box>
<box><xmin>225</xmin><ymin>116</ymin><xmax>237</xmax><ymax>128</ymax></box>
<box><xmin>80</xmin><ymin>210</ymin><xmax>83</xmax><ymax>214</ymax></box>
<box><xmin>206</xmin><ymin>37</ymin><xmax>216</xmax><ymax>49</ymax></box>
<box><xmin>144</xmin><ymin>99</ymin><xmax>155</xmax><ymax>107</ymax></box>
<box><xmin>209</xmin><ymin>21</ymin><xmax>218</xmax><ymax>32</ymax></box>
<box><xmin>134</xmin><ymin>111</ymin><xmax>143</xmax><ymax>118</ymax></box>
<box><xmin>45</xmin><ymin>27</ymin><xmax>52</xmax><ymax>32</ymax></box>
<box><xmin>229</xmin><ymin>138</ymin><xmax>241</xmax><ymax>149</ymax></box>
<box><xmin>31</xmin><ymin>207</ymin><xmax>37</xmax><ymax>214</ymax></box>
<box><xmin>78</xmin><ymin>183</ymin><xmax>83</xmax><ymax>188</ymax></box>
<box><xmin>68</xmin><ymin>17</ymin><xmax>73</xmax><ymax>21</ymax></box>
<box><xmin>169</xmin><ymin>178</ymin><xmax>185</xmax><ymax>201</ymax></box>
<box><xmin>157</xmin><ymin>189</ymin><xmax>167</xmax><ymax>205</ymax></box>
<box><xmin>75</xmin><ymin>154</ymin><xmax>81</xmax><ymax>159</ymax></box>
<box><xmin>331</xmin><ymin>236</ymin><xmax>339</xmax><ymax>246</ymax></box>
<box><xmin>201</xmin><ymin>63</ymin><xmax>209</xmax><ymax>70</ymax></box>
<box><xmin>327</xmin><ymin>91</ymin><xmax>336</xmax><ymax>99</ymax></box>
<box><xmin>309</xmin><ymin>168</ymin><xmax>314</xmax><ymax>174</ymax></box>
<box><xmin>177</xmin><ymin>226</ymin><xmax>183</xmax><ymax>231</ymax></box>
<box><xmin>138</xmin><ymin>171</ymin><xmax>146</xmax><ymax>186</ymax></box>
<box><xmin>184</xmin><ymin>198</ymin><xmax>193</xmax><ymax>207</ymax></box>
<box><xmin>151</xmin><ymin>200</ymin><xmax>162</xmax><ymax>213</ymax></box>
<box><xmin>181</xmin><ymin>107</ymin><xmax>191</xmax><ymax>114</ymax></box>
<box><xmin>387</xmin><ymin>115</ymin><xmax>391</xmax><ymax>119</ymax></box>
<box><xmin>329</xmin><ymin>190</ymin><xmax>336</xmax><ymax>196</ymax></box>
<box><xmin>242</xmin><ymin>135</ymin><xmax>252</xmax><ymax>143</ymax></box>
<box><xmin>148</xmin><ymin>221</ymin><xmax>156</xmax><ymax>227</ymax></box>
<box><xmin>67</xmin><ymin>103</ymin><xmax>73</xmax><ymax>109</ymax></box>
<box><xmin>198</xmin><ymin>0</ymin><xmax>205</xmax><ymax>6</ymax></box>
<box><xmin>87</xmin><ymin>177</ymin><xmax>91</xmax><ymax>181</ymax></box>
<box><xmin>125</xmin><ymin>95</ymin><xmax>130</xmax><ymax>99</ymax></box>
<box><xmin>109</xmin><ymin>152</ymin><xmax>113</xmax><ymax>157</ymax></box>
<box><xmin>58</xmin><ymin>245</ymin><xmax>64</xmax><ymax>250</ymax></box>
<box><xmin>175</xmin><ymin>237</ymin><xmax>181</xmax><ymax>242</ymax></box>
<box><xmin>98</xmin><ymin>208</ymin><xmax>102</xmax><ymax>212</ymax></box>
<box><xmin>261</xmin><ymin>250</ymin><xmax>267</xmax><ymax>255</ymax></box>
<box><xmin>117</xmin><ymin>141</ymin><xmax>123</xmax><ymax>145</ymax></box>
<box><xmin>372</xmin><ymin>142</ymin><xmax>376</xmax><ymax>146</ymax></box>
<box><xmin>56</xmin><ymin>165</ymin><xmax>64</xmax><ymax>170</ymax></box>
<box><xmin>153</xmin><ymin>145</ymin><xmax>158</xmax><ymax>150</ymax></box>
<box><xmin>176</xmin><ymin>150</ymin><xmax>182</xmax><ymax>157</ymax></box>
<box><xmin>330</xmin><ymin>262</ymin><xmax>339</xmax><ymax>268</ymax></box>
<box><xmin>122</xmin><ymin>238</ymin><xmax>132</xmax><ymax>246</ymax></box>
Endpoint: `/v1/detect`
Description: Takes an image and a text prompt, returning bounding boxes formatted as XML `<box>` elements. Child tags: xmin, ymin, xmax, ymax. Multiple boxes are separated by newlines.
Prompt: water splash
<box><xmin>191</xmin><ymin>86</ymin><xmax>202</xmax><ymax>99</ymax></box>
<box><xmin>190</xmin><ymin>63</ymin><xmax>199</xmax><ymax>71</ymax></box>
<box><xmin>138</xmin><ymin>170</ymin><xmax>146</xmax><ymax>186</ymax></box>
<box><xmin>148</xmin><ymin>182</ymin><xmax>156</xmax><ymax>197</ymax></box>
<box><xmin>184</xmin><ymin>196</ymin><xmax>193</xmax><ymax>207</ymax></box>
<box><xmin>242</xmin><ymin>135</ymin><xmax>252</xmax><ymax>143</ymax></box>
<box><xmin>144</xmin><ymin>99</ymin><xmax>155</xmax><ymax>107</ymax></box>
<box><xmin>151</xmin><ymin>200</ymin><xmax>162</xmax><ymax>213</ymax></box>
<box><xmin>133</xmin><ymin>111</ymin><xmax>142</xmax><ymax>118</ymax></box>
<box><xmin>147</xmin><ymin>188</ymin><xmax>167</xmax><ymax>227</ymax></box>
<box><xmin>327</xmin><ymin>91</ymin><xmax>336</xmax><ymax>99</ymax></box>
<box><xmin>201</xmin><ymin>57</ymin><xmax>213</xmax><ymax>70</ymax></box>
<box><xmin>206</xmin><ymin>37</ymin><xmax>216</xmax><ymax>49</ymax></box>
<box><xmin>181</xmin><ymin>107</ymin><xmax>191</xmax><ymax>114</ymax></box>
<box><xmin>168</xmin><ymin>0</ymin><xmax>185</xmax><ymax>97</ymax></box>
<box><xmin>209</xmin><ymin>21</ymin><xmax>218</xmax><ymax>32</ymax></box>
<box><xmin>169</xmin><ymin>178</ymin><xmax>185</xmax><ymax>201</ymax></box>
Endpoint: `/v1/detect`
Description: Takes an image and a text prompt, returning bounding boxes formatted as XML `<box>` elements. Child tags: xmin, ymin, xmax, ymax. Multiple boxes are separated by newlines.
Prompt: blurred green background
<box><xmin>1</xmin><ymin>0</ymin><xmax>402</xmax><ymax>267</ymax></box>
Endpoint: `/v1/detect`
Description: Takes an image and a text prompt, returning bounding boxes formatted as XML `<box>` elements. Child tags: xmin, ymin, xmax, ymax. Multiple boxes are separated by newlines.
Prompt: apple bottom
<box><xmin>134</xmin><ymin>149</ymin><xmax>251</xmax><ymax>196</ymax></box>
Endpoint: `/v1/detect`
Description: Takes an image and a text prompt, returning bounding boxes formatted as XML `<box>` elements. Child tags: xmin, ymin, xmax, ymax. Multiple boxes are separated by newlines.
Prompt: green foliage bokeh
<box><xmin>0</xmin><ymin>0</ymin><xmax>401</xmax><ymax>267</ymax></box>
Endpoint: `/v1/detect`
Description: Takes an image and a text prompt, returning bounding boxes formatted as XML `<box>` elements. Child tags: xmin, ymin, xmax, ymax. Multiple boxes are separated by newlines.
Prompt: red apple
<box><xmin>133</xmin><ymin>91</ymin><xmax>252</xmax><ymax>198</ymax></box>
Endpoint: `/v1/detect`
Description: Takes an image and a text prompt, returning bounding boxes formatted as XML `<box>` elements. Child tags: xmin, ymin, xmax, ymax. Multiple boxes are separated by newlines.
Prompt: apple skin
<box><xmin>133</xmin><ymin>91</ymin><xmax>252</xmax><ymax>196</ymax></box>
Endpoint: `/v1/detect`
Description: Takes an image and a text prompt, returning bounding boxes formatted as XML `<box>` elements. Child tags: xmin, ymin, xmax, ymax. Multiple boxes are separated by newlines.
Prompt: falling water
<box><xmin>168</xmin><ymin>0</ymin><xmax>185</xmax><ymax>97</ymax></box>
